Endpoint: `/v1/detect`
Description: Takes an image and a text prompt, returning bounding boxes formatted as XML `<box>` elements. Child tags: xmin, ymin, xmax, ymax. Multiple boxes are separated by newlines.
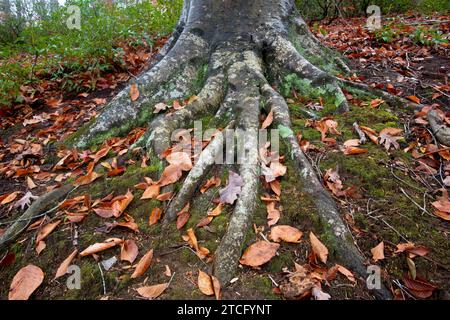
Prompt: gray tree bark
<box><xmin>4</xmin><ymin>0</ymin><xmax>397</xmax><ymax>299</ymax></box>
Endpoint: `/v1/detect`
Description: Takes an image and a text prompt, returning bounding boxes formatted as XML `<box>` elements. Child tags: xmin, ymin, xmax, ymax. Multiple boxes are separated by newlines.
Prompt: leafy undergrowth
<box><xmin>0</xmin><ymin>14</ymin><xmax>449</xmax><ymax>301</ymax></box>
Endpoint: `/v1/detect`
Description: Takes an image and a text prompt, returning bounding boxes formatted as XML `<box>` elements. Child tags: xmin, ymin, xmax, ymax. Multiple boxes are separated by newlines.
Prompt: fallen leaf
<box><xmin>149</xmin><ymin>207</ymin><xmax>162</xmax><ymax>225</ymax></box>
<box><xmin>211</xmin><ymin>275</ymin><xmax>221</xmax><ymax>300</ymax></box>
<box><xmin>402</xmin><ymin>276</ymin><xmax>437</xmax><ymax>299</ymax></box>
<box><xmin>9</xmin><ymin>265</ymin><xmax>44</xmax><ymax>300</ymax></box>
<box><xmin>239</xmin><ymin>241</ymin><xmax>279</xmax><ymax>268</ymax></box>
<box><xmin>14</xmin><ymin>191</ymin><xmax>38</xmax><ymax>210</ymax></box>
<box><xmin>36</xmin><ymin>220</ymin><xmax>61</xmax><ymax>244</ymax></box>
<box><xmin>261</xmin><ymin>109</ymin><xmax>274</xmax><ymax>129</ymax></box>
<box><xmin>131</xmin><ymin>249</ymin><xmax>154</xmax><ymax>279</ymax></box>
<box><xmin>27</xmin><ymin>177</ymin><xmax>37</xmax><ymax>189</ymax></box>
<box><xmin>54</xmin><ymin>250</ymin><xmax>78</xmax><ymax>279</ymax></box>
<box><xmin>371</xmin><ymin>241</ymin><xmax>385</xmax><ymax>262</ymax></box>
<box><xmin>266</xmin><ymin>201</ymin><xmax>281</xmax><ymax>226</ymax></box>
<box><xmin>80</xmin><ymin>238</ymin><xmax>123</xmax><ymax>256</ymax></box>
<box><xmin>130</xmin><ymin>83</ymin><xmax>139</xmax><ymax>101</ymax></box>
<box><xmin>269</xmin><ymin>225</ymin><xmax>303</xmax><ymax>243</ymax></box>
<box><xmin>121</xmin><ymin>239</ymin><xmax>139</xmax><ymax>264</ymax></box>
<box><xmin>198</xmin><ymin>270</ymin><xmax>214</xmax><ymax>296</ymax></box>
<box><xmin>406</xmin><ymin>95</ymin><xmax>421</xmax><ymax>104</ymax></box>
<box><xmin>141</xmin><ymin>184</ymin><xmax>160</xmax><ymax>200</ymax></box>
<box><xmin>158</xmin><ymin>164</ymin><xmax>183</xmax><ymax>187</ymax></box>
<box><xmin>200</xmin><ymin>176</ymin><xmax>221</xmax><ymax>193</ymax></box>
<box><xmin>312</xmin><ymin>286</ymin><xmax>331</xmax><ymax>300</ymax></box>
<box><xmin>309</xmin><ymin>232</ymin><xmax>328</xmax><ymax>264</ymax></box>
<box><xmin>379</xmin><ymin>128</ymin><xmax>403</xmax><ymax>151</ymax></box>
<box><xmin>219</xmin><ymin>171</ymin><xmax>243</xmax><ymax>204</ymax></box>
<box><xmin>1</xmin><ymin>191</ymin><xmax>19</xmax><ymax>205</ymax></box>
<box><xmin>74</xmin><ymin>171</ymin><xmax>102</xmax><ymax>186</ymax></box>
<box><xmin>136</xmin><ymin>283</ymin><xmax>168</xmax><ymax>299</ymax></box>
<box><xmin>176</xmin><ymin>204</ymin><xmax>190</xmax><ymax>230</ymax></box>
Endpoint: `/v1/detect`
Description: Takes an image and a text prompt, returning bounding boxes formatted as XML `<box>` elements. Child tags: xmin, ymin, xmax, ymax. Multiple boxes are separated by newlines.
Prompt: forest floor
<box><xmin>0</xmin><ymin>14</ymin><xmax>449</xmax><ymax>300</ymax></box>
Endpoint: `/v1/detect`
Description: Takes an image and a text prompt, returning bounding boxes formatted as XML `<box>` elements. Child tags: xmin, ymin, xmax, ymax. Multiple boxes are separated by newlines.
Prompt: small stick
<box><xmin>97</xmin><ymin>262</ymin><xmax>107</xmax><ymax>296</ymax></box>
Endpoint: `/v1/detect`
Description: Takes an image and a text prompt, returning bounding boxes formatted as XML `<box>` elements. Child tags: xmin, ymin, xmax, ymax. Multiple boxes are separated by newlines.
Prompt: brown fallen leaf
<box><xmin>269</xmin><ymin>225</ymin><xmax>303</xmax><ymax>243</ymax></box>
<box><xmin>266</xmin><ymin>201</ymin><xmax>280</xmax><ymax>226</ymax></box>
<box><xmin>406</xmin><ymin>95</ymin><xmax>421</xmax><ymax>104</ymax></box>
<box><xmin>1</xmin><ymin>191</ymin><xmax>19</xmax><ymax>205</ymax></box>
<box><xmin>200</xmin><ymin>176</ymin><xmax>221</xmax><ymax>193</ymax></box>
<box><xmin>136</xmin><ymin>283</ymin><xmax>168</xmax><ymax>299</ymax></box>
<box><xmin>261</xmin><ymin>109</ymin><xmax>274</xmax><ymax>129</ymax></box>
<box><xmin>198</xmin><ymin>270</ymin><xmax>214</xmax><ymax>296</ymax></box>
<box><xmin>27</xmin><ymin>177</ymin><xmax>37</xmax><ymax>189</ymax></box>
<box><xmin>131</xmin><ymin>249</ymin><xmax>154</xmax><ymax>279</ymax></box>
<box><xmin>149</xmin><ymin>207</ymin><xmax>162</xmax><ymax>225</ymax></box>
<box><xmin>54</xmin><ymin>250</ymin><xmax>78</xmax><ymax>280</ymax></box>
<box><xmin>211</xmin><ymin>275</ymin><xmax>221</xmax><ymax>300</ymax></box>
<box><xmin>36</xmin><ymin>220</ymin><xmax>61</xmax><ymax>244</ymax></box>
<box><xmin>182</xmin><ymin>228</ymin><xmax>210</xmax><ymax>260</ymax></box>
<box><xmin>130</xmin><ymin>83</ymin><xmax>140</xmax><ymax>101</ymax></box>
<box><xmin>121</xmin><ymin>239</ymin><xmax>139</xmax><ymax>264</ymax></box>
<box><xmin>35</xmin><ymin>241</ymin><xmax>46</xmax><ymax>255</ymax></box>
<box><xmin>402</xmin><ymin>276</ymin><xmax>437</xmax><ymax>299</ymax></box>
<box><xmin>176</xmin><ymin>204</ymin><xmax>190</xmax><ymax>230</ymax></box>
<box><xmin>141</xmin><ymin>184</ymin><xmax>160</xmax><ymax>200</ymax></box>
<box><xmin>371</xmin><ymin>241</ymin><xmax>385</xmax><ymax>262</ymax></box>
<box><xmin>80</xmin><ymin>238</ymin><xmax>123</xmax><ymax>256</ymax></box>
<box><xmin>9</xmin><ymin>265</ymin><xmax>44</xmax><ymax>300</ymax></box>
<box><xmin>74</xmin><ymin>171</ymin><xmax>102</xmax><ymax>186</ymax></box>
<box><xmin>309</xmin><ymin>232</ymin><xmax>329</xmax><ymax>264</ymax></box>
<box><xmin>239</xmin><ymin>240</ymin><xmax>279</xmax><ymax>268</ymax></box>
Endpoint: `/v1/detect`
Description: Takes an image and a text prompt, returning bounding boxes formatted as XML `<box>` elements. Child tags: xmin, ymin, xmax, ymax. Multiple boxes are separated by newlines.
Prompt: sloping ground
<box><xmin>0</xmin><ymin>14</ymin><xmax>449</xmax><ymax>300</ymax></box>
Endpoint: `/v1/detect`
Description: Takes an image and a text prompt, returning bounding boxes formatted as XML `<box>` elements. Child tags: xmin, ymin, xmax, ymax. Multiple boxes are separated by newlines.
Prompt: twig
<box><xmin>267</xmin><ymin>274</ymin><xmax>279</xmax><ymax>287</ymax></box>
<box><xmin>399</xmin><ymin>187</ymin><xmax>433</xmax><ymax>217</ymax></box>
<box><xmin>97</xmin><ymin>262</ymin><xmax>107</xmax><ymax>296</ymax></box>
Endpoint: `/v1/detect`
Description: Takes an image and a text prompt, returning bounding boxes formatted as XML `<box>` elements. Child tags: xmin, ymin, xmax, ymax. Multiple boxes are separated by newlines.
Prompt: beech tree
<box><xmin>5</xmin><ymin>0</ymin><xmax>423</xmax><ymax>298</ymax></box>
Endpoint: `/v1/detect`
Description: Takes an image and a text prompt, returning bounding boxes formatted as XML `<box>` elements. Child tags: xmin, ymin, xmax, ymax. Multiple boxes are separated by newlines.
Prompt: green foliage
<box><xmin>0</xmin><ymin>0</ymin><xmax>182</xmax><ymax>108</ymax></box>
<box><xmin>411</xmin><ymin>26</ymin><xmax>448</xmax><ymax>46</ymax></box>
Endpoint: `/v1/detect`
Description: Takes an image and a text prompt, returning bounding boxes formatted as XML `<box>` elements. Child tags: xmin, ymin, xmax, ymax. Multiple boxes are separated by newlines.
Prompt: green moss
<box><xmin>265</xmin><ymin>251</ymin><xmax>294</xmax><ymax>273</ymax></box>
<box><xmin>248</xmin><ymin>276</ymin><xmax>280</xmax><ymax>299</ymax></box>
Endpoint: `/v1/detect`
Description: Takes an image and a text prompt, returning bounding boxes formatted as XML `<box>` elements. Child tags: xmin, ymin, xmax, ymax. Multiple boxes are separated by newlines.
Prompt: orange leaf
<box><xmin>74</xmin><ymin>171</ymin><xmax>102</xmax><ymax>186</ymax></box>
<box><xmin>198</xmin><ymin>270</ymin><xmax>214</xmax><ymax>296</ymax></box>
<box><xmin>406</xmin><ymin>95</ymin><xmax>421</xmax><ymax>104</ymax></box>
<box><xmin>9</xmin><ymin>265</ymin><xmax>44</xmax><ymax>300</ymax></box>
<box><xmin>54</xmin><ymin>250</ymin><xmax>78</xmax><ymax>280</ymax></box>
<box><xmin>131</xmin><ymin>249</ymin><xmax>154</xmax><ymax>279</ymax></box>
<box><xmin>239</xmin><ymin>240</ymin><xmax>279</xmax><ymax>268</ymax></box>
<box><xmin>130</xmin><ymin>83</ymin><xmax>140</xmax><ymax>101</ymax></box>
<box><xmin>309</xmin><ymin>232</ymin><xmax>329</xmax><ymax>264</ymax></box>
<box><xmin>261</xmin><ymin>109</ymin><xmax>274</xmax><ymax>129</ymax></box>
<box><xmin>371</xmin><ymin>241</ymin><xmax>385</xmax><ymax>262</ymax></box>
<box><xmin>269</xmin><ymin>225</ymin><xmax>303</xmax><ymax>243</ymax></box>
<box><xmin>141</xmin><ymin>184</ymin><xmax>160</xmax><ymax>200</ymax></box>
<box><xmin>149</xmin><ymin>207</ymin><xmax>162</xmax><ymax>225</ymax></box>
<box><xmin>266</xmin><ymin>202</ymin><xmax>280</xmax><ymax>226</ymax></box>
<box><xmin>136</xmin><ymin>283</ymin><xmax>168</xmax><ymax>299</ymax></box>
<box><xmin>80</xmin><ymin>238</ymin><xmax>123</xmax><ymax>256</ymax></box>
<box><xmin>36</xmin><ymin>220</ymin><xmax>61</xmax><ymax>244</ymax></box>
<box><xmin>121</xmin><ymin>239</ymin><xmax>139</xmax><ymax>264</ymax></box>
<box><xmin>211</xmin><ymin>275</ymin><xmax>222</xmax><ymax>300</ymax></box>
<box><xmin>1</xmin><ymin>191</ymin><xmax>19</xmax><ymax>205</ymax></box>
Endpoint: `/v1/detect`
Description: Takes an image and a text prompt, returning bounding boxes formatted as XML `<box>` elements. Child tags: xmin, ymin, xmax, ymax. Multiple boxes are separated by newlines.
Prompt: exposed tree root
<box><xmin>0</xmin><ymin>184</ymin><xmax>74</xmax><ymax>247</ymax></box>
<box><xmin>2</xmin><ymin>0</ymin><xmax>413</xmax><ymax>299</ymax></box>
<box><xmin>428</xmin><ymin>109</ymin><xmax>450</xmax><ymax>146</ymax></box>
<box><xmin>261</xmin><ymin>84</ymin><xmax>391</xmax><ymax>299</ymax></box>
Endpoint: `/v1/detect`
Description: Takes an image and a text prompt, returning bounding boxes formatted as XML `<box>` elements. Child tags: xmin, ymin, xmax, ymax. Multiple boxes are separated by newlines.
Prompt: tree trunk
<box><xmin>3</xmin><ymin>0</ymin><xmax>395</xmax><ymax>299</ymax></box>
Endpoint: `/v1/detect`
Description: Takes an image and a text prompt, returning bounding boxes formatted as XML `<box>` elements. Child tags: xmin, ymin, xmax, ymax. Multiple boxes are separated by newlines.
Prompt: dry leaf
<box><xmin>266</xmin><ymin>201</ymin><xmax>280</xmax><ymax>226</ymax></box>
<box><xmin>9</xmin><ymin>265</ymin><xmax>44</xmax><ymax>300</ymax></box>
<box><xmin>136</xmin><ymin>283</ymin><xmax>168</xmax><ymax>299</ymax></box>
<box><xmin>239</xmin><ymin>241</ymin><xmax>279</xmax><ymax>268</ymax></box>
<box><xmin>269</xmin><ymin>225</ymin><xmax>303</xmax><ymax>243</ymax></box>
<box><xmin>198</xmin><ymin>270</ymin><xmax>214</xmax><ymax>296</ymax></box>
<box><xmin>149</xmin><ymin>207</ymin><xmax>162</xmax><ymax>225</ymax></box>
<box><xmin>309</xmin><ymin>232</ymin><xmax>329</xmax><ymax>264</ymax></box>
<box><xmin>80</xmin><ymin>238</ymin><xmax>123</xmax><ymax>256</ymax></box>
<box><xmin>54</xmin><ymin>250</ymin><xmax>78</xmax><ymax>280</ymax></box>
<box><xmin>261</xmin><ymin>109</ymin><xmax>274</xmax><ymax>129</ymax></box>
<box><xmin>130</xmin><ymin>83</ymin><xmax>140</xmax><ymax>101</ymax></box>
<box><xmin>131</xmin><ymin>249</ymin><xmax>154</xmax><ymax>279</ymax></box>
<box><xmin>74</xmin><ymin>171</ymin><xmax>102</xmax><ymax>186</ymax></box>
<box><xmin>36</xmin><ymin>220</ymin><xmax>61</xmax><ymax>244</ymax></box>
<box><xmin>211</xmin><ymin>275</ymin><xmax>221</xmax><ymax>300</ymax></box>
<box><xmin>141</xmin><ymin>184</ymin><xmax>160</xmax><ymax>200</ymax></box>
<box><xmin>121</xmin><ymin>239</ymin><xmax>139</xmax><ymax>264</ymax></box>
<box><xmin>371</xmin><ymin>241</ymin><xmax>385</xmax><ymax>262</ymax></box>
